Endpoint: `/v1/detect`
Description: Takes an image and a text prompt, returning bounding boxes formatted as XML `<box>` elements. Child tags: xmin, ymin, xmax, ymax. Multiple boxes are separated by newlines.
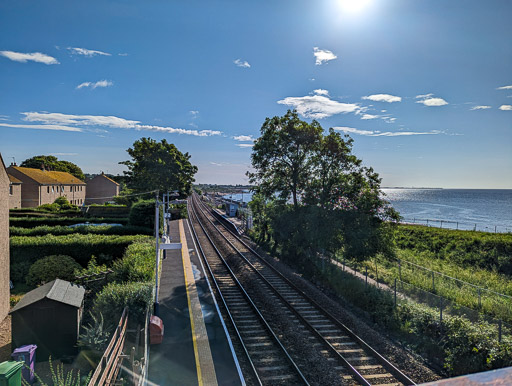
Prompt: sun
<box><xmin>339</xmin><ymin>0</ymin><xmax>372</xmax><ymax>13</ymax></box>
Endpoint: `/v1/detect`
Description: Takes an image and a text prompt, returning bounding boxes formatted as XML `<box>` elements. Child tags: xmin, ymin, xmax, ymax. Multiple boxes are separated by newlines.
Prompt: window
<box><xmin>47</xmin><ymin>186</ymin><xmax>50</xmax><ymax>193</ymax></box>
<box><xmin>61</xmin><ymin>186</ymin><xmax>64</xmax><ymax>192</ymax></box>
<box><xmin>70</xmin><ymin>186</ymin><xmax>72</xmax><ymax>192</ymax></box>
<box><xmin>9</xmin><ymin>185</ymin><xmax>13</xmax><ymax>196</ymax></box>
<box><xmin>52</xmin><ymin>186</ymin><xmax>54</xmax><ymax>193</ymax></box>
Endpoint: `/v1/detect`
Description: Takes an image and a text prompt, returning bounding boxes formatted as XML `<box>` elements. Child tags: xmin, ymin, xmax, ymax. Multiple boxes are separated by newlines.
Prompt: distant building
<box><xmin>0</xmin><ymin>154</ymin><xmax>10</xmax><ymax>321</ymax></box>
<box><xmin>6</xmin><ymin>165</ymin><xmax>86</xmax><ymax>207</ymax></box>
<box><xmin>10</xmin><ymin>279</ymin><xmax>85</xmax><ymax>360</ymax></box>
<box><xmin>8</xmin><ymin>174</ymin><xmax>22</xmax><ymax>209</ymax></box>
<box><xmin>225</xmin><ymin>201</ymin><xmax>239</xmax><ymax>217</ymax></box>
<box><xmin>85</xmin><ymin>172</ymin><xmax>120</xmax><ymax>205</ymax></box>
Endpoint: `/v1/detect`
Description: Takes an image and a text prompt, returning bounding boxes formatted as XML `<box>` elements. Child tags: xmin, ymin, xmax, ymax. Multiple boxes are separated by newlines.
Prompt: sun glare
<box><xmin>339</xmin><ymin>0</ymin><xmax>372</xmax><ymax>13</ymax></box>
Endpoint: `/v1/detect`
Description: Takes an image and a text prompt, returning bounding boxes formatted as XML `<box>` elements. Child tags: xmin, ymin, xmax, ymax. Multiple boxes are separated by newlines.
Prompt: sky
<box><xmin>0</xmin><ymin>0</ymin><xmax>511</xmax><ymax>189</ymax></box>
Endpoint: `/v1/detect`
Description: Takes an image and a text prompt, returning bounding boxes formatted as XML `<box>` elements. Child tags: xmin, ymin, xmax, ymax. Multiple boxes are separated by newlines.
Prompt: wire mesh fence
<box><xmin>402</xmin><ymin>217</ymin><xmax>512</xmax><ymax>233</ymax></box>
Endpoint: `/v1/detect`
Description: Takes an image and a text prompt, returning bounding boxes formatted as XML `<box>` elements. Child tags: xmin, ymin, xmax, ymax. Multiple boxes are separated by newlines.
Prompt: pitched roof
<box><xmin>10</xmin><ymin>279</ymin><xmax>85</xmax><ymax>313</ymax></box>
<box><xmin>8</xmin><ymin>174</ymin><xmax>22</xmax><ymax>184</ymax></box>
<box><xmin>9</xmin><ymin>166</ymin><xmax>85</xmax><ymax>185</ymax></box>
<box><xmin>90</xmin><ymin>173</ymin><xmax>119</xmax><ymax>186</ymax></box>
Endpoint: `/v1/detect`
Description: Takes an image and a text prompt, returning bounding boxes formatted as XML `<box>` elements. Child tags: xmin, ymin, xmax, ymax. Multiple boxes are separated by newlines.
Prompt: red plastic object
<box><xmin>150</xmin><ymin>316</ymin><xmax>164</xmax><ymax>345</ymax></box>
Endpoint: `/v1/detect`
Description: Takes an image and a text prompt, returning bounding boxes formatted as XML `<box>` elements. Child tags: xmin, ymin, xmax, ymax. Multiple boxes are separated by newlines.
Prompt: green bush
<box><xmin>93</xmin><ymin>282</ymin><xmax>153</xmax><ymax>328</ymax></box>
<box><xmin>112</xmin><ymin>240</ymin><xmax>155</xmax><ymax>283</ymax></box>
<box><xmin>26</xmin><ymin>255</ymin><xmax>81</xmax><ymax>287</ymax></box>
<box><xmin>129</xmin><ymin>200</ymin><xmax>159</xmax><ymax>229</ymax></box>
<box><xmin>37</xmin><ymin>203</ymin><xmax>61</xmax><ymax>212</ymax></box>
<box><xmin>10</xmin><ymin>234</ymin><xmax>151</xmax><ymax>280</ymax></box>
<box><xmin>9</xmin><ymin>216</ymin><xmax>129</xmax><ymax>228</ymax></box>
<box><xmin>10</xmin><ymin>224</ymin><xmax>153</xmax><ymax>237</ymax></box>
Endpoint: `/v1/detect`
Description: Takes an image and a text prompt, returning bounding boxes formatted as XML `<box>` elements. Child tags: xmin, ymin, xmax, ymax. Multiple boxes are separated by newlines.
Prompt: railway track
<box><xmin>188</xmin><ymin>193</ymin><xmax>415</xmax><ymax>385</ymax></box>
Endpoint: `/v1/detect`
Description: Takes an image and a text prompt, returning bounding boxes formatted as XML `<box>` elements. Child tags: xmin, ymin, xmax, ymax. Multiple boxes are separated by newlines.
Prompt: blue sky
<box><xmin>1</xmin><ymin>0</ymin><xmax>511</xmax><ymax>188</ymax></box>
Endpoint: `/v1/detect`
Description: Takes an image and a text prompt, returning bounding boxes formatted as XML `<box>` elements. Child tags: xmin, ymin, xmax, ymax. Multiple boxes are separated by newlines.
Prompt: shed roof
<box><xmin>10</xmin><ymin>279</ymin><xmax>85</xmax><ymax>313</ymax></box>
<box><xmin>8</xmin><ymin>174</ymin><xmax>22</xmax><ymax>184</ymax></box>
<box><xmin>9</xmin><ymin>166</ymin><xmax>85</xmax><ymax>185</ymax></box>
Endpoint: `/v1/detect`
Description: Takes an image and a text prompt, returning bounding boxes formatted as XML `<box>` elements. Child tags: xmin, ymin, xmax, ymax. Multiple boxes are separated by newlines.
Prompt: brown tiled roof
<box><xmin>10</xmin><ymin>166</ymin><xmax>85</xmax><ymax>185</ymax></box>
<box><xmin>8</xmin><ymin>174</ymin><xmax>22</xmax><ymax>184</ymax></box>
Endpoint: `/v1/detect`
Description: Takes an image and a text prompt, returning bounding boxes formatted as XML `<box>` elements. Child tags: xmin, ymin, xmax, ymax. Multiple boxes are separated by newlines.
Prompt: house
<box><xmin>10</xmin><ymin>279</ymin><xmax>85</xmax><ymax>360</ymax></box>
<box><xmin>0</xmin><ymin>154</ymin><xmax>10</xmax><ymax>321</ymax></box>
<box><xmin>8</xmin><ymin>174</ymin><xmax>22</xmax><ymax>209</ymax></box>
<box><xmin>85</xmin><ymin>172</ymin><xmax>120</xmax><ymax>205</ymax></box>
<box><xmin>6</xmin><ymin>165</ymin><xmax>86</xmax><ymax>207</ymax></box>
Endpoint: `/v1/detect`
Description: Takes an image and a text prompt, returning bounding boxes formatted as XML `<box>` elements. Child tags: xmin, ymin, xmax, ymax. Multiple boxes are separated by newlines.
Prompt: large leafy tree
<box><xmin>248</xmin><ymin>110</ymin><xmax>323</xmax><ymax>209</ymax></box>
<box><xmin>120</xmin><ymin>137</ymin><xmax>198</xmax><ymax>195</ymax></box>
<box><xmin>21</xmin><ymin>155</ymin><xmax>85</xmax><ymax>180</ymax></box>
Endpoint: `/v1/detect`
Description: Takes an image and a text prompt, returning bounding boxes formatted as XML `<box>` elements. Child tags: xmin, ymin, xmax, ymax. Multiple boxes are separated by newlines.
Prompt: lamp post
<box><xmin>154</xmin><ymin>192</ymin><xmax>161</xmax><ymax>316</ymax></box>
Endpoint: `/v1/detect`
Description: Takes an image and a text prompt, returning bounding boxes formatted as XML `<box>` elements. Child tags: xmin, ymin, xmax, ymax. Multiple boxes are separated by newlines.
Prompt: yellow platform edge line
<box><xmin>180</xmin><ymin>219</ymin><xmax>218</xmax><ymax>386</ymax></box>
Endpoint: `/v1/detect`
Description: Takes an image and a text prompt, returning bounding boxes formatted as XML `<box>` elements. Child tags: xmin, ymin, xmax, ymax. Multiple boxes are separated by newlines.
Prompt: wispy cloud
<box><xmin>360</xmin><ymin>114</ymin><xmax>380</xmax><ymax>120</ymax></box>
<box><xmin>118</xmin><ymin>53</ymin><xmax>129</xmax><ymax>57</ymax></box>
<box><xmin>76</xmin><ymin>80</ymin><xmax>113</xmax><ymax>90</ymax></box>
<box><xmin>334</xmin><ymin>126</ymin><xmax>443</xmax><ymax>137</ymax></box>
<box><xmin>313</xmin><ymin>47</ymin><xmax>337</xmax><ymax>65</ymax></box>
<box><xmin>210</xmin><ymin>162</ymin><xmax>224</xmax><ymax>167</ymax></box>
<box><xmin>0</xmin><ymin>123</ymin><xmax>82</xmax><ymax>132</ymax></box>
<box><xmin>189</xmin><ymin>110</ymin><xmax>199</xmax><ymax>118</ymax></box>
<box><xmin>416</xmin><ymin>94</ymin><xmax>448</xmax><ymax>107</ymax></box>
<box><xmin>313</xmin><ymin>89</ymin><xmax>329</xmax><ymax>96</ymax></box>
<box><xmin>67</xmin><ymin>47</ymin><xmax>111</xmax><ymax>57</ymax></box>
<box><xmin>234</xmin><ymin>59</ymin><xmax>251</xmax><ymax>68</ymax></box>
<box><xmin>277</xmin><ymin>94</ymin><xmax>359</xmax><ymax>119</ymax></box>
<box><xmin>19</xmin><ymin>112</ymin><xmax>222</xmax><ymax>136</ymax></box>
<box><xmin>470</xmin><ymin>105</ymin><xmax>492</xmax><ymax>110</ymax></box>
<box><xmin>497</xmin><ymin>85</ymin><xmax>512</xmax><ymax>90</ymax></box>
<box><xmin>499</xmin><ymin>105</ymin><xmax>512</xmax><ymax>111</ymax></box>
<box><xmin>233</xmin><ymin>135</ymin><xmax>255</xmax><ymax>141</ymax></box>
<box><xmin>236</xmin><ymin>143</ymin><xmax>254</xmax><ymax>148</ymax></box>
<box><xmin>51</xmin><ymin>153</ymin><xmax>78</xmax><ymax>156</ymax></box>
<box><xmin>362</xmin><ymin>94</ymin><xmax>402</xmax><ymax>103</ymax></box>
<box><xmin>0</xmin><ymin>51</ymin><xmax>59</xmax><ymax>65</ymax></box>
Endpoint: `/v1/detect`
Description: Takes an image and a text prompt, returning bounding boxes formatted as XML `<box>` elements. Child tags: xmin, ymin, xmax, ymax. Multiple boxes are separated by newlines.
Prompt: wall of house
<box><xmin>9</xmin><ymin>183</ymin><xmax>22</xmax><ymax>209</ymax></box>
<box><xmin>0</xmin><ymin>162</ymin><xmax>10</xmax><ymax>321</ymax></box>
<box><xmin>85</xmin><ymin>177</ymin><xmax>119</xmax><ymax>204</ymax></box>
<box><xmin>6</xmin><ymin>168</ymin><xmax>41</xmax><ymax>208</ymax></box>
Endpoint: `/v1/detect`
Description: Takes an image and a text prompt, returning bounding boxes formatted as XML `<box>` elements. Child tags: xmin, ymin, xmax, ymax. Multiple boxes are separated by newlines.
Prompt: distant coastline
<box><xmin>382</xmin><ymin>187</ymin><xmax>443</xmax><ymax>190</ymax></box>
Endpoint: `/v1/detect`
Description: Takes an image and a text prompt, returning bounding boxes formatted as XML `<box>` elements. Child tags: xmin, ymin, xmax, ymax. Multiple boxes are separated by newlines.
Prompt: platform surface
<box><xmin>148</xmin><ymin>219</ymin><xmax>243</xmax><ymax>386</ymax></box>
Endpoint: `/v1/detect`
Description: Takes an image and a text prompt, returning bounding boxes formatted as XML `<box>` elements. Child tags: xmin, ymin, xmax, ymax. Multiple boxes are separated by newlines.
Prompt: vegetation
<box><xmin>26</xmin><ymin>255</ymin><xmax>81</xmax><ymax>287</ymax></box>
<box><xmin>93</xmin><ymin>281</ymin><xmax>153</xmax><ymax>328</ymax></box>
<box><xmin>10</xmin><ymin>224</ymin><xmax>152</xmax><ymax>237</ymax></box>
<box><xmin>128</xmin><ymin>199</ymin><xmax>161</xmax><ymax>229</ymax></box>
<box><xmin>111</xmin><ymin>239</ymin><xmax>155</xmax><ymax>283</ymax></box>
<box><xmin>10</xmin><ymin>216</ymin><xmax>129</xmax><ymax>227</ymax></box>
<box><xmin>21</xmin><ymin>155</ymin><xmax>85</xmax><ymax>181</ymax></box>
<box><xmin>23</xmin><ymin>356</ymin><xmax>91</xmax><ymax>386</ymax></box>
<box><xmin>77</xmin><ymin>312</ymin><xmax>111</xmax><ymax>352</ymax></box>
<box><xmin>120</xmin><ymin>137</ymin><xmax>198</xmax><ymax>196</ymax></box>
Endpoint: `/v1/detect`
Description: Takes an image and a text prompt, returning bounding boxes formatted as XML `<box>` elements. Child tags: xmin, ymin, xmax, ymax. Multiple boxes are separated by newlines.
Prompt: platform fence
<box><xmin>401</xmin><ymin>217</ymin><xmax>512</xmax><ymax>233</ymax></box>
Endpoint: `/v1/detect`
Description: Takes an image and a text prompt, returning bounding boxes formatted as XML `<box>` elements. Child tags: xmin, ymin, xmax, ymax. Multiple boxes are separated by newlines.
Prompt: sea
<box><xmin>223</xmin><ymin>189</ymin><xmax>512</xmax><ymax>233</ymax></box>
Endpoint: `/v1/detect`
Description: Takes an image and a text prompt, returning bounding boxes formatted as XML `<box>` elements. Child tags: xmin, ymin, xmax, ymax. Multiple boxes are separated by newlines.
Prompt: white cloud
<box><xmin>0</xmin><ymin>123</ymin><xmax>82</xmax><ymax>132</ymax></box>
<box><xmin>334</xmin><ymin>126</ymin><xmax>442</xmax><ymax>137</ymax></box>
<box><xmin>210</xmin><ymin>162</ymin><xmax>224</xmax><ymax>167</ymax></box>
<box><xmin>20</xmin><ymin>112</ymin><xmax>222</xmax><ymax>136</ymax></box>
<box><xmin>0</xmin><ymin>51</ymin><xmax>59</xmax><ymax>64</ymax></box>
<box><xmin>76</xmin><ymin>80</ymin><xmax>113</xmax><ymax>89</ymax></box>
<box><xmin>499</xmin><ymin>105</ymin><xmax>512</xmax><ymax>111</ymax></box>
<box><xmin>383</xmin><ymin>117</ymin><xmax>397</xmax><ymax>123</ymax></box>
<box><xmin>497</xmin><ymin>85</ymin><xmax>512</xmax><ymax>90</ymax></box>
<box><xmin>234</xmin><ymin>59</ymin><xmax>250</xmax><ymax>68</ymax></box>
<box><xmin>381</xmin><ymin>110</ymin><xmax>387</xmax><ymax>113</ymax></box>
<box><xmin>67</xmin><ymin>47</ymin><xmax>111</xmax><ymax>57</ymax></box>
<box><xmin>313</xmin><ymin>47</ymin><xmax>337</xmax><ymax>65</ymax></box>
<box><xmin>313</xmin><ymin>89</ymin><xmax>329</xmax><ymax>96</ymax></box>
<box><xmin>360</xmin><ymin>114</ymin><xmax>379</xmax><ymax>120</ymax></box>
<box><xmin>470</xmin><ymin>105</ymin><xmax>492</xmax><ymax>110</ymax></box>
<box><xmin>233</xmin><ymin>135</ymin><xmax>255</xmax><ymax>141</ymax></box>
<box><xmin>189</xmin><ymin>110</ymin><xmax>199</xmax><ymax>117</ymax></box>
<box><xmin>362</xmin><ymin>94</ymin><xmax>402</xmax><ymax>103</ymax></box>
<box><xmin>236</xmin><ymin>144</ymin><xmax>254</xmax><ymax>148</ymax></box>
<box><xmin>416</xmin><ymin>94</ymin><xmax>448</xmax><ymax>107</ymax></box>
<box><xmin>277</xmin><ymin>95</ymin><xmax>359</xmax><ymax>119</ymax></box>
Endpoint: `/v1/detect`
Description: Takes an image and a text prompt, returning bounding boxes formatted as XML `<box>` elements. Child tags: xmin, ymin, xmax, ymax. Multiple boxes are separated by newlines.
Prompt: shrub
<box><xmin>9</xmin><ymin>217</ymin><xmax>129</xmax><ymax>228</ymax></box>
<box><xmin>93</xmin><ymin>282</ymin><xmax>153</xmax><ymax>328</ymax></box>
<box><xmin>129</xmin><ymin>200</ymin><xmax>158</xmax><ymax>229</ymax></box>
<box><xmin>26</xmin><ymin>255</ymin><xmax>81</xmax><ymax>287</ymax></box>
<box><xmin>112</xmin><ymin>240</ymin><xmax>155</xmax><ymax>283</ymax></box>
<box><xmin>10</xmin><ymin>224</ymin><xmax>153</xmax><ymax>237</ymax></box>
<box><xmin>37</xmin><ymin>203</ymin><xmax>61</xmax><ymax>212</ymax></box>
<box><xmin>77</xmin><ymin>312</ymin><xmax>112</xmax><ymax>352</ymax></box>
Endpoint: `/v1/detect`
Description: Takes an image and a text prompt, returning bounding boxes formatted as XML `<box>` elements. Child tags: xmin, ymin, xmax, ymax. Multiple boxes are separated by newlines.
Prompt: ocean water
<box><xmin>382</xmin><ymin>189</ymin><xmax>512</xmax><ymax>233</ymax></box>
<box><xmin>224</xmin><ymin>189</ymin><xmax>512</xmax><ymax>233</ymax></box>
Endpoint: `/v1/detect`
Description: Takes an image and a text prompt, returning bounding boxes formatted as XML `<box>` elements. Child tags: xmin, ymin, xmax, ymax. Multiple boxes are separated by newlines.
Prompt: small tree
<box><xmin>26</xmin><ymin>255</ymin><xmax>81</xmax><ymax>287</ymax></box>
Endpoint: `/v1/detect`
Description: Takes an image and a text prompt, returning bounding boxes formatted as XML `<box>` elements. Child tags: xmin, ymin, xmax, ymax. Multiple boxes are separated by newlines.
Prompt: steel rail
<box><xmin>194</xmin><ymin>193</ymin><xmax>416</xmax><ymax>386</ymax></box>
<box><xmin>188</xmin><ymin>198</ymin><xmax>310</xmax><ymax>385</ymax></box>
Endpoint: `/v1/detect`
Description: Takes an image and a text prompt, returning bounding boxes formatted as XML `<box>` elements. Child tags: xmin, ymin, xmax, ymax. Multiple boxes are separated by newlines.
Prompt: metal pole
<box><xmin>398</xmin><ymin>259</ymin><xmax>402</xmax><ymax>282</ymax></box>
<box><xmin>365</xmin><ymin>267</ymin><xmax>368</xmax><ymax>289</ymax></box>
<box><xmin>154</xmin><ymin>193</ymin><xmax>160</xmax><ymax>316</ymax></box>
<box><xmin>394</xmin><ymin>278</ymin><xmax>397</xmax><ymax>307</ymax></box>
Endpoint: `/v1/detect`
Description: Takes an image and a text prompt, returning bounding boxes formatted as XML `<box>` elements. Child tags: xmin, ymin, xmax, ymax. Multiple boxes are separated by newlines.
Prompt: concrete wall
<box><xmin>9</xmin><ymin>183</ymin><xmax>21</xmax><ymax>209</ymax></box>
<box><xmin>85</xmin><ymin>175</ymin><xmax>119</xmax><ymax>204</ymax></box>
<box><xmin>0</xmin><ymin>157</ymin><xmax>10</xmax><ymax>321</ymax></box>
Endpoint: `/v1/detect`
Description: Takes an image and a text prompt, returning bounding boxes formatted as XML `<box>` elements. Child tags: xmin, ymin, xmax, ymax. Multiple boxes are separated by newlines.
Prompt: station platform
<box><xmin>148</xmin><ymin>219</ymin><xmax>244</xmax><ymax>386</ymax></box>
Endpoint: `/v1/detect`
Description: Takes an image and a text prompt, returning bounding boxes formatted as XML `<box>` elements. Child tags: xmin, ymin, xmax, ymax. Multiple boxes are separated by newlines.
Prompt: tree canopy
<box><xmin>21</xmin><ymin>155</ymin><xmax>85</xmax><ymax>180</ymax></box>
<box><xmin>248</xmin><ymin>110</ymin><xmax>399</xmax><ymax>264</ymax></box>
<box><xmin>119</xmin><ymin>137</ymin><xmax>198</xmax><ymax>195</ymax></box>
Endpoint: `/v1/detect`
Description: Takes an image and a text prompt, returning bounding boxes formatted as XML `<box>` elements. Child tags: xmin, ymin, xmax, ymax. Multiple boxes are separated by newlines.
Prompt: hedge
<box><xmin>11</xmin><ymin>234</ymin><xmax>151</xmax><ymax>268</ymax></box>
<box><xmin>26</xmin><ymin>255</ymin><xmax>81</xmax><ymax>287</ymax></box>
<box><xmin>112</xmin><ymin>240</ymin><xmax>155</xmax><ymax>283</ymax></box>
<box><xmin>10</xmin><ymin>224</ymin><xmax>153</xmax><ymax>237</ymax></box>
<box><xmin>9</xmin><ymin>216</ymin><xmax>129</xmax><ymax>228</ymax></box>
